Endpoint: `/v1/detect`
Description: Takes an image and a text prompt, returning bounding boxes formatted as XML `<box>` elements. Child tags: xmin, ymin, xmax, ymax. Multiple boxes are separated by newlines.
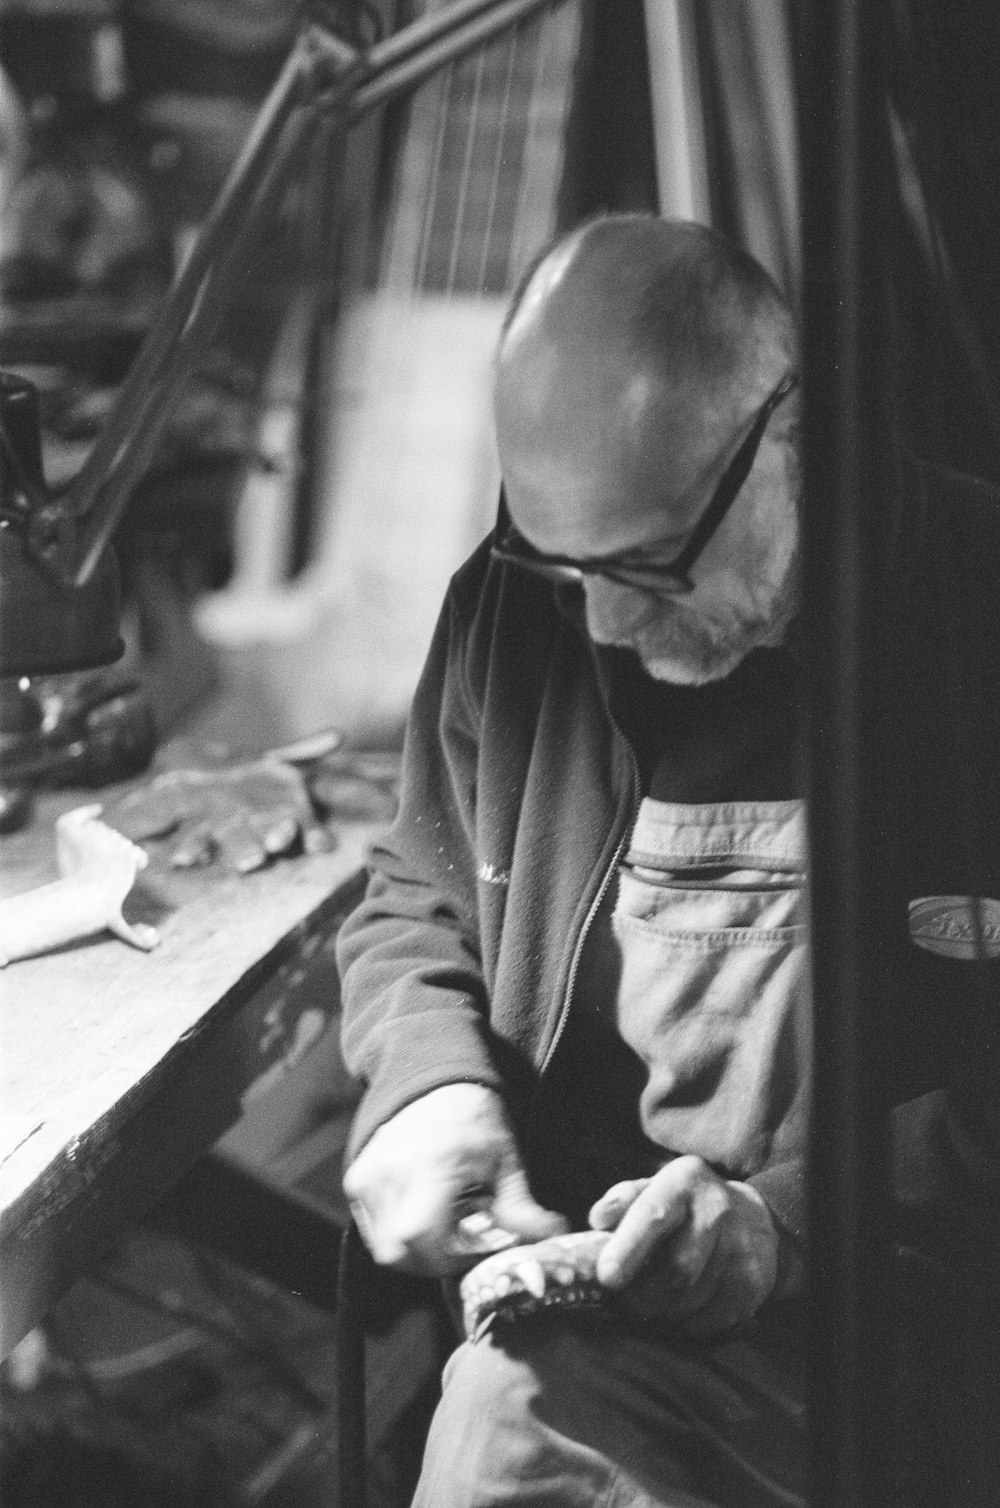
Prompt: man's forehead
<box><xmin>500</xmin><ymin>425</ymin><xmax>707</xmax><ymax>559</ymax></box>
<box><xmin>496</xmin><ymin>340</ymin><xmax>746</xmax><ymax>496</ymax></box>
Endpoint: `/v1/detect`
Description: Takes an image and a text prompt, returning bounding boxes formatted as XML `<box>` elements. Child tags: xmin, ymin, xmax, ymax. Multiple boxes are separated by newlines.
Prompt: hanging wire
<box><xmin>507</xmin><ymin>4</ymin><xmax>551</xmax><ymax>285</ymax></box>
<box><xmin>444</xmin><ymin>42</ymin><xmax>488</xmax><ymax>292</ymax></box>
<box><xmin>414</xmin><ymin>39</ymin><xmax>456</xmax><ymax>290</ymax></box>
<box><xmin>476</xmin><ymin>24</ymin><xmax>520</xmax><ymax>292</ymax></box>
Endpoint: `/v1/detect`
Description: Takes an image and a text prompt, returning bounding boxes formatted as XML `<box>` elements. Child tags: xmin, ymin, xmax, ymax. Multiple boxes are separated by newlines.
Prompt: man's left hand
<box><xmin>589</xmin><ymin>1155</ymin><xmax>785</xmax><ymax>1337</ymax></box>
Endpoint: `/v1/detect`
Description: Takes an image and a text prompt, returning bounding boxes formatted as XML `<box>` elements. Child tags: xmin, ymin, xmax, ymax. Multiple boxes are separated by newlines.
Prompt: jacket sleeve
<box><xmin>337</xmin><ymin>578</ymin><xmax>505</xmax><ymax>1160</ymax></box>
<box><xmin>748</xmin><ymin>1160</ymin><xmax>806</xmax><ymax>1247</ymax></box>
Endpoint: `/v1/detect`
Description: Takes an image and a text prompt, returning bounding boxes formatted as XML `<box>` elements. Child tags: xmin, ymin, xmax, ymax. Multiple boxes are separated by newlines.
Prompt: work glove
<box><xmin>107</xmin><ymin>732</ymin><xmax>339</xmax><ymax>874</ymax></box>
<box><xmin>306</xmin><ymin>748</ymin><xmax>400</xmax><ymax>823</ymax></box>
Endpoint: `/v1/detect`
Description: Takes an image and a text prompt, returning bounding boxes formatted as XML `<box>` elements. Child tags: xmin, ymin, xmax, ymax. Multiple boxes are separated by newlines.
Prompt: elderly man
<box><xmin>337</xmin><ymin>215</ymin><xmax>999</xmax><ymax>1505</ymax></box>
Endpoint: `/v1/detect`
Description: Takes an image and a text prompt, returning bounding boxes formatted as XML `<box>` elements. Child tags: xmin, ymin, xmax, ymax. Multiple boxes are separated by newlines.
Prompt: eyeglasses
<box><xmin>490</xmin><ymin>372</ymin><xmax>799</xmax><ymax>596</ymax></box>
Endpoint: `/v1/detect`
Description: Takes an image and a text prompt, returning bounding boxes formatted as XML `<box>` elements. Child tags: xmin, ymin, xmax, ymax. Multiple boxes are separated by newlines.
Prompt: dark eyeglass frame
<box><xmin>490</xmin><ymin>371</ymin><xmax>799</xmax><ymax>596</ymax></box>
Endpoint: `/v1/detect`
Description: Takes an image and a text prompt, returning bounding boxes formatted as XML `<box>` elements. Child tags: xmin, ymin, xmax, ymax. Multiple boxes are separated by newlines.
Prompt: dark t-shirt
<box><xmin>532</xmin><ymin>644</ymin><xmax>806</xmax><ymax>1223</ymax></box>
<box><xmin>603</xmin><ymin>642</ymin><xmax>805</xmax><ymax>803</ymax></box>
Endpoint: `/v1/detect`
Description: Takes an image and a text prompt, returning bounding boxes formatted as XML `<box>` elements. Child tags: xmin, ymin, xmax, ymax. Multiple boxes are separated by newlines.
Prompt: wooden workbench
<box><xmin>0</xmin><ymin>791</ymin><xmax>379</xmax><ymax>1357</ymax></box>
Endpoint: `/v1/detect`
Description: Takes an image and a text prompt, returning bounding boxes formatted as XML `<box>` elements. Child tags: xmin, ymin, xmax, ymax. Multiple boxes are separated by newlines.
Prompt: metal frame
<box><xmin>798</xmin><ymin>2</ymin><xmax>896</xmax><ymax>1504</ymax></box>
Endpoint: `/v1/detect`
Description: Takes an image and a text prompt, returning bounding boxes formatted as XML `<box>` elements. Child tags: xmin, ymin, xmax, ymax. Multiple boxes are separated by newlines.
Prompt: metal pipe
<box><xmin>798</xmin><ymin>1</ymin><xmax>897</xmax><ymax>1504</ymax></box>
<box><xmin>361</xmin><ymin>0</ymin><xmax>528</xmax><ymax>76</ymax></box>
<box><xmin>346</xmin><ymin>0</ymin><xmax>556</xmax><ymax>118</ymax></box>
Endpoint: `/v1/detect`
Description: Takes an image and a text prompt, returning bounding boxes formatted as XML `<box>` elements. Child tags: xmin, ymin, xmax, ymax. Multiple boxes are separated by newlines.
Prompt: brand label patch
<box><xmin>908</xmin><ymin>895</ymin><xmax>1000</xmax><ymax>960</ymax></box>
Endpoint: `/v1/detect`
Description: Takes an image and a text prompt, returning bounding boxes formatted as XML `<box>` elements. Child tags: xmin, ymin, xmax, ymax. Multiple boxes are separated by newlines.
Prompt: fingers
<box><xmin>491</xmin><ymin>1164</ymin><xmax>568</xmax><ymax>1245</ymax></box>
<box><xmin>450</xmin><ymin>1208</ymin><xmax>520</xmax><ymax>1257</ymax></box>
<box><xmin>169</xmin><ymin>818</ymin><xmax>217</xmax><ymax>869</ymax></box>
<box><xmin>343</xmin><ymin>1086</ymin><xmax>565</xmax><ymax>1276</ymax></box>
<box><xmin>172</xmin><ymin>803</ymin><xmax>317</xmax><ymax>873</ymax></box>
<box><xmin>171</xmin><ymin>810</ymin><xmax>269</xmax><ymax>873</ymax></box>
<box><xmin>347</xmin><ymin>1178</ymin><xmax>516</xmax><ymax>1275</ymax></box>
<box><xmin>229</xmin><ymin>799</ymin><xmax>337</xmax><ymax>867</ymax></box>
<box><xmin>588</xmin><ymin>1178</ymin><xmax>652</xmax><ymax>1231</ymax></box>
<box><xmin>592</xmin><ymin>1164</ymin><xmax>782</xmax><ymax>1336</ymax></box>
<box><xmin>624</xmin><ymin>1221</ymin><xmax>729</xmax><ymax>1324</ymax></box>
<box><xmin>596</xmin><ymin>1161</ymin><xmax>697</xmax><ymax>1289</ymax></box>
<box><xmin>108</xmin><ymin>770</ymin><xmax>200</xmax><ymax>841</ymax></box>
<box><xmin>301</xmin><ymin>819</ymin><xmax>338</xmax><ymax>856</ymax></box>
<box><xmin>355</xmin><ymin>1176</ymin><xmax>565</xmax><ymax>1275</ymax></box>
<box><xmin>343</xmin><ymin>1152</ymin><xmax>438</xmax><ymax>1269</ymax></box>
<box><xmin>347</xmin><ymin>1183</ymin><xmax>457</xmax><ymax>1272</ymax></box>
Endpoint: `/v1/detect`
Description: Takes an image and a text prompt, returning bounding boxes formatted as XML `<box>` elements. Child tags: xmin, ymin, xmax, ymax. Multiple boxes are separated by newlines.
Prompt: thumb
<box><xmin>491</xmin><ymin>1163</ymin><xmax>568</xmax><ymax>1244</ymax></box>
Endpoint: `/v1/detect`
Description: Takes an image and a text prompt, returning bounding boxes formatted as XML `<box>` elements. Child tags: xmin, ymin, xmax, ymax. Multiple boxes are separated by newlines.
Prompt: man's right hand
<box><xmin>343</xmin><ymin>1083</ymin><xmax>567</xmax><ymax>1275</ymax></box>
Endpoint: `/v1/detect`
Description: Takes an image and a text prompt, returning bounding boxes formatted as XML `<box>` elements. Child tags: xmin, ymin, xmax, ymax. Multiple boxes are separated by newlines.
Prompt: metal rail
<box><xmin>799</xmin><ymin>1</ymin><xmax>896</xmax><ymax>1503</ymax></box>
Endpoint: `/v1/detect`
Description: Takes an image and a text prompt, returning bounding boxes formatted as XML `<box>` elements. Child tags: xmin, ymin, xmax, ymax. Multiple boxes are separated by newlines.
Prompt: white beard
<box><xmin>586</xmin><ymin>551</ymin><xmax>800</xmax><ymax>686</ymax></box>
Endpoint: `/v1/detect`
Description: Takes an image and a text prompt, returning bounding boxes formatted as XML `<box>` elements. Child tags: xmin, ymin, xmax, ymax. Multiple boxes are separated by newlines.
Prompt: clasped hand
<box><xmin>589</xmin><ymin>1156</ymin><xmax>793</xmax><ymax>1336</ymax></box>
<box><xmin>343</xmin><ymin>1083</ymin><xmax>567</xmax><ymax>1275</ymax></box>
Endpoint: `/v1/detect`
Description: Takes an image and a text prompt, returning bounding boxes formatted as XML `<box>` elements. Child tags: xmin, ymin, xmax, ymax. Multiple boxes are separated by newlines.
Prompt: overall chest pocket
<box><xmin>615</xmin><ymin>868</ymin><xmax>805</xmax><ymax>951</ymax></box>
<box><xmin>609</xmin><ymin>800</ymin><xmax>811</xmax><ymax>1176</ymax></box>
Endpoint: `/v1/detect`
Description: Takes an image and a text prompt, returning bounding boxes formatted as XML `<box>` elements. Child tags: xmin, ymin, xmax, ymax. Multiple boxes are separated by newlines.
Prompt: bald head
<box><xmin>495</xmin><ymin>215</ymin><xmax>797</xmax><ymax>556</ymax></box>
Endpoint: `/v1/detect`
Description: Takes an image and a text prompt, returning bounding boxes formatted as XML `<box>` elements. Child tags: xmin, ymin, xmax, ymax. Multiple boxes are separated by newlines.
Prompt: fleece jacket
<box><xmin>337</xmin><ymin>452</ymin><xmax>1000</xmax><ymax>1250</ymax></box>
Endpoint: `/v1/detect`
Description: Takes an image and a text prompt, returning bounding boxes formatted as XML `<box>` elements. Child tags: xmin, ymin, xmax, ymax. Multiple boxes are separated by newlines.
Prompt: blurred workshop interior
<box><xmin>2</xmin><ymin>1</ymin><xmax>1000</xmax><ymax>1505</ymax></box>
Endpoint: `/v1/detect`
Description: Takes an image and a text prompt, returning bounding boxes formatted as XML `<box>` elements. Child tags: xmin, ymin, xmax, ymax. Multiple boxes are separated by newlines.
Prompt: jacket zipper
<box><xmin>531</xmin><ymin>661</ymin><xmax>642</xmax><ymax>1098</ymax></box>
<box><xmin>534</xmin><ymin>802</ymin><xmax>634</xmax><ymax>1087</ymax></box>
